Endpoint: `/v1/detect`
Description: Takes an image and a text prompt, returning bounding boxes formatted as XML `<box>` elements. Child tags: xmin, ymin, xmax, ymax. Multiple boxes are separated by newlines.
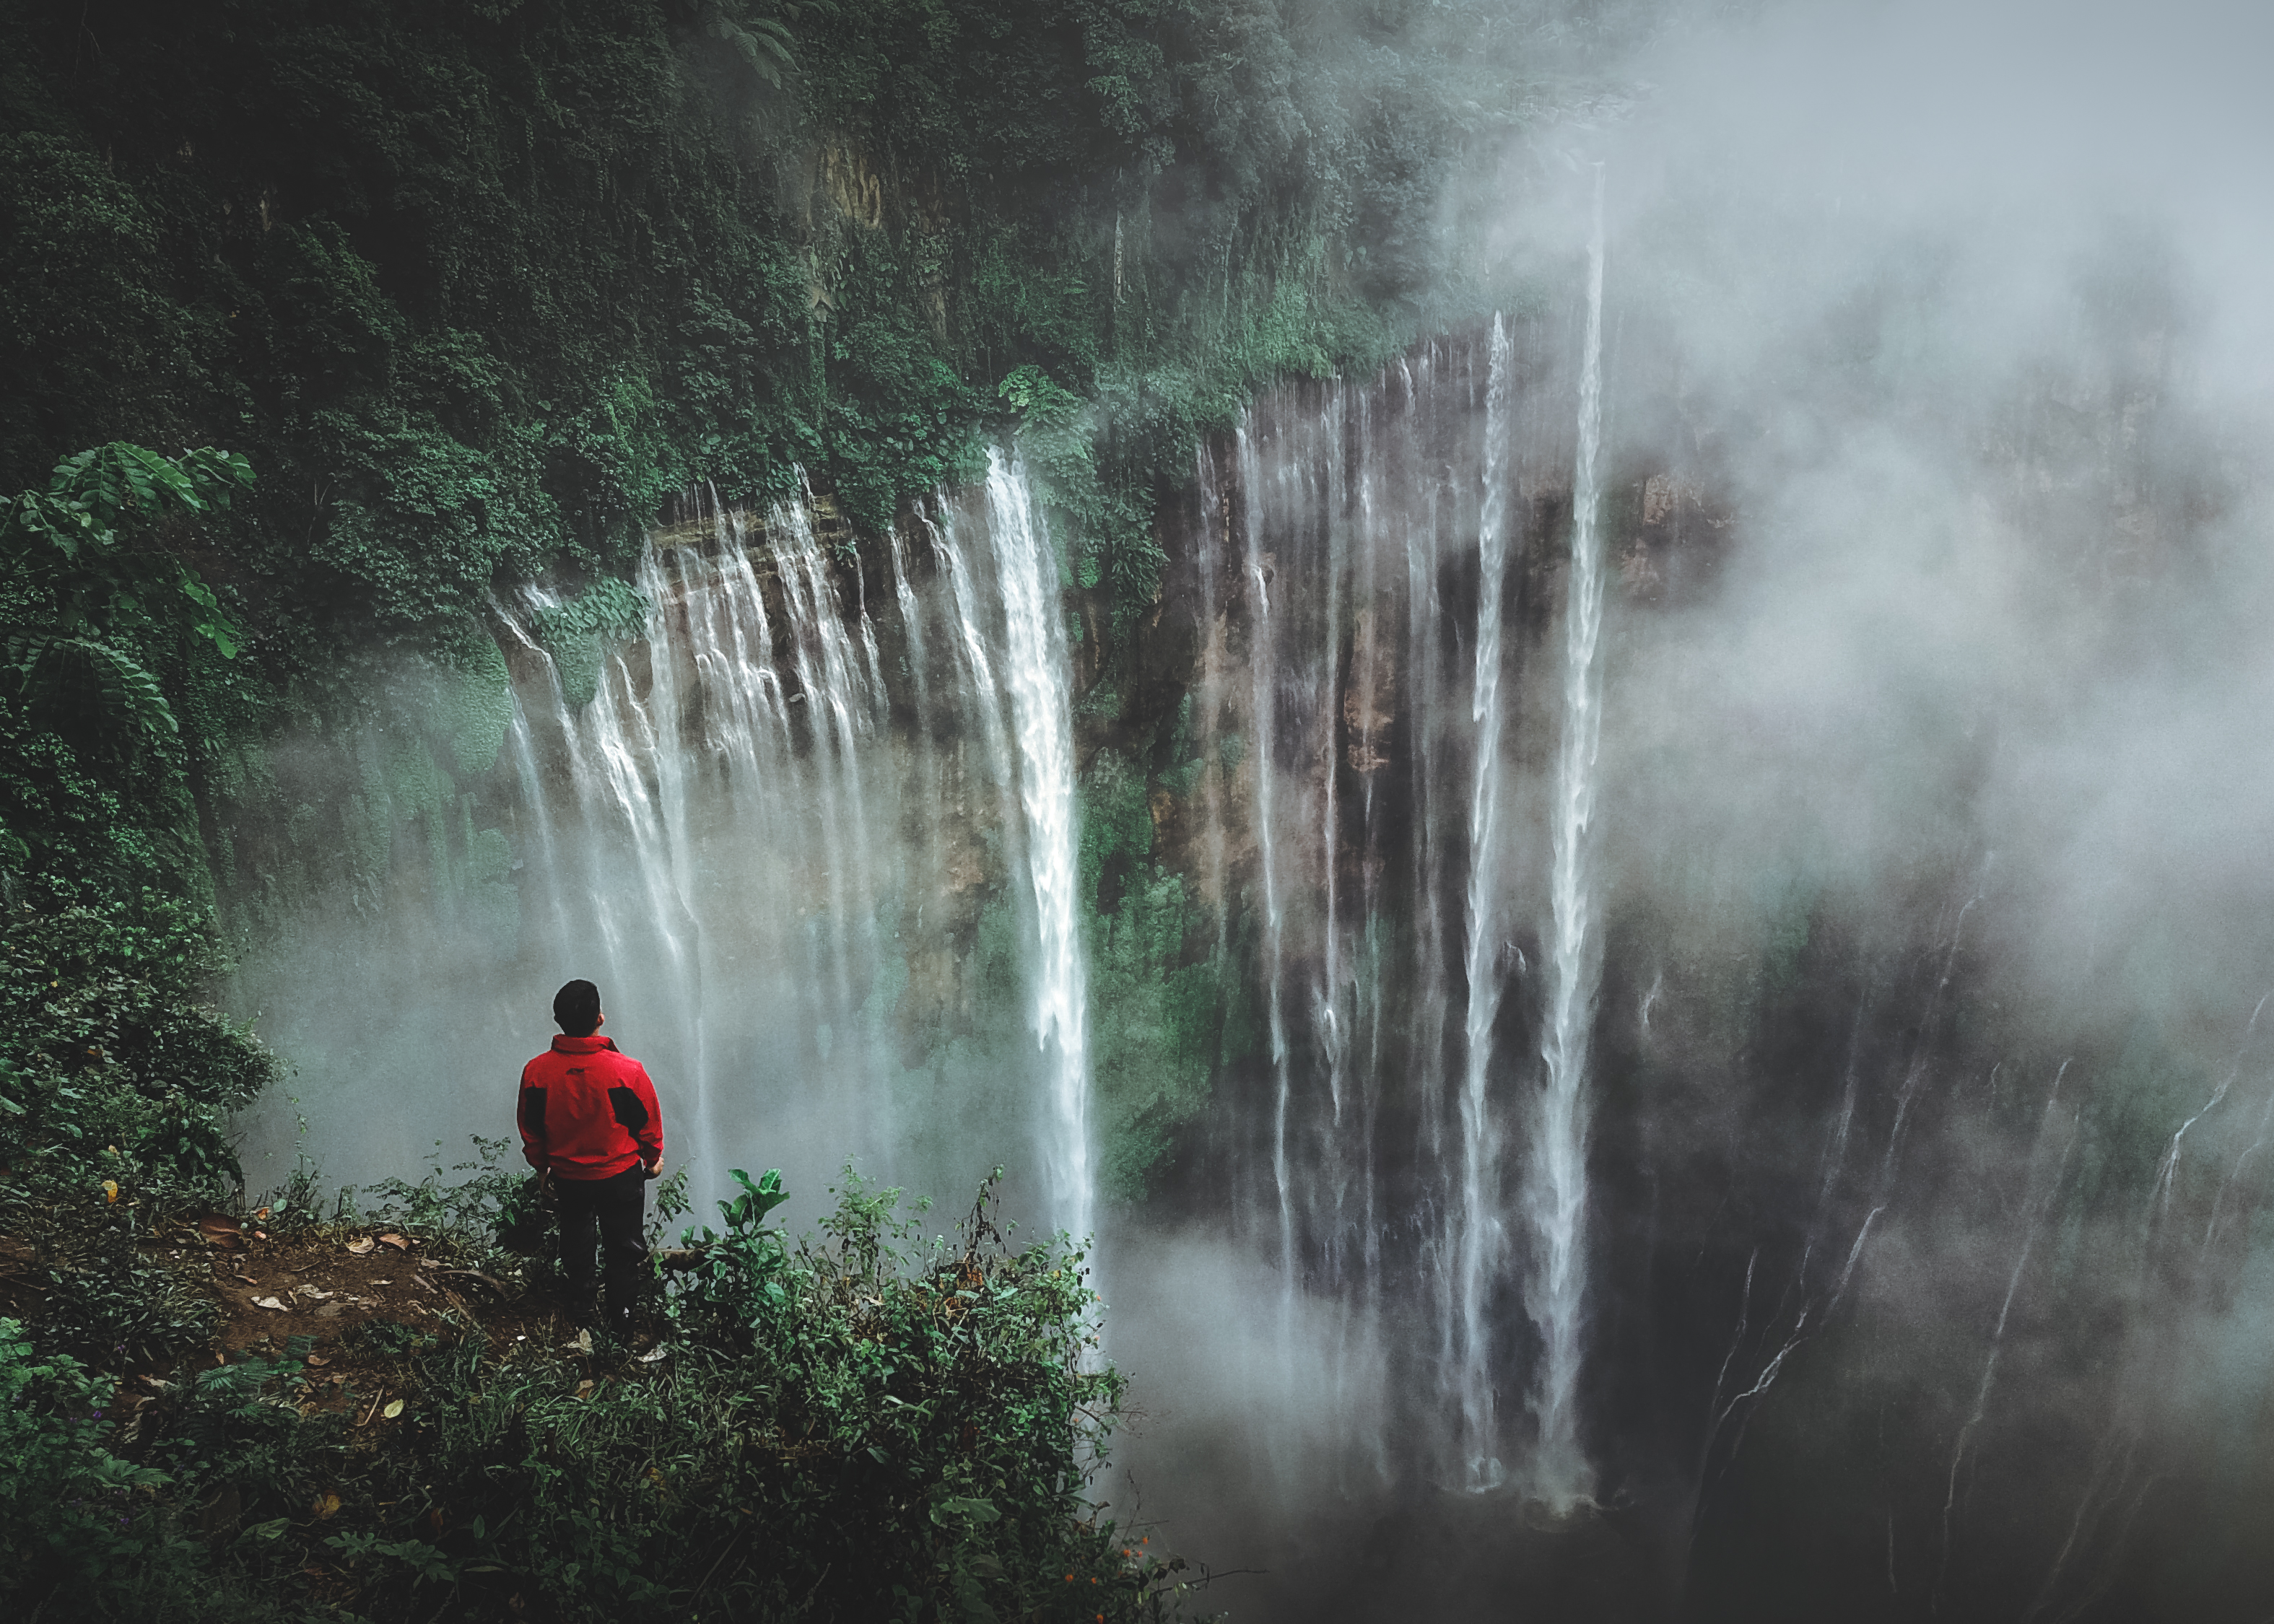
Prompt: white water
<box><xmin>492</xmin><ymin>463</ymin><xmax>1092</xmax><ymax>1236</ymax></box>
<box><xmin>398</xmin><ymin>334</ymin><xmax>1624</xmax><ymax>1496</ymax></box>
<box><xmin>482</xmin><ymin>344</ymin><xmax>1611</xmax><ymax>1491</ymax></box>
<box><xmin>1238</xmin><ymin>423</ymin><xmax>1299</xmax><ymax>1324</ymax></box>
<box><xmin>980</xmin><ymin>450</ymin><xmax>1094</xmax><ymax>1252</ymax></box>
<box><xmin>1455</xmin><ymin>313</ymin><xmax>1519</xmax><ymax>1489</ymax></box>
<box><xmin>1524</xmin><ymin>166</ymin><xmax>1609</xmax><ymax>1510</ymax></box>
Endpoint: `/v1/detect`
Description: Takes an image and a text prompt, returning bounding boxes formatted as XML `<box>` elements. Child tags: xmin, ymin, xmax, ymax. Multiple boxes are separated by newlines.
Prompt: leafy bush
<box><xmin>0</xmin><ymin>896</ymin><xmax>275</xmax><ymax>1179</ymax></box>
<box><xmin>0</xmin><ymin>1184</ymin><xmax>217</xmax><ymax>1369</ymax></box>
<box><xmin>0</xmin><ymin>1316</ymin><xmax>175</xmax><ymax>1612</ymax></box>
<box><xmin>1</xmin><ymin>442</ymin><xmax>250</xmax><ymax>749</ymax></box>
<box><xmin>356</xmin><ymin>1134</ymin><xmax>541</xmax><ymax>1270</ymax></box>
<box><xmin>0</xmin><ymin>1158</ymin><xmax>1200</xmax><ymax>1623</ymax></box>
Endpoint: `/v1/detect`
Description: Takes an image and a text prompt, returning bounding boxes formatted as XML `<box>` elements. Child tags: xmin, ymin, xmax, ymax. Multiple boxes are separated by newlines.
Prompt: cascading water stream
<box><xmin>492</xmin><ymin>330</ymin><xmax>1636</xmax><ymax>1497</ymax></box>
<box><xmin>1524</xmin><ymin>165</ymin><xmax>1609</xmax><ymax>1510</ymax></box>
<box><xmin>982</xmin><ymin>452</ymin><xmax>1094</xmax><ymax>1254</ymax></box>
<box><xmin>497</xmin><ymin>463</ymin><xmax>1097</xmax><ymax>1236</ymax></box>
<box><xmin>1455</xmin><ymin>313</ymin><xmax>1519</xmax><ymax>1490</ymax></box>
<box><xmin>1239</xmin><ymin>422</ymin><xmax>1299</xmax><ymax>1343</ymax></box>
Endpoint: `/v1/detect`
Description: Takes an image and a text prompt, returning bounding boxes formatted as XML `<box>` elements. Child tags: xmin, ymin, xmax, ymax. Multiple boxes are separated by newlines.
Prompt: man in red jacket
<box><xmin>517</xmin><ymin>979</ymin><xmax>664</xmax><ymax>1333</ymax></box>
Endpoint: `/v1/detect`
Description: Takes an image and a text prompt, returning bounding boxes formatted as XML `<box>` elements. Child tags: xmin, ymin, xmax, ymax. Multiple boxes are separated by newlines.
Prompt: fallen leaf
<box><xmin>382</xmin><ymin>1398</ymin><xmax>405</xmax><ymax>1420</ymax></box>
<box><xmin>292</xmin><ymin>1285</ymin><xmax>332</xmax><ymax>1302</ymax></box>
<box><xmin>575</xmin><ymin>1379</ymin><xmax>595</xmax><ymax>1399</ymax></box>
<box><xmin>254</xmin><ymin>1207</ymin><xmax>272</xmax><ymax>1221</ymax></box>
<box><xmin>377</xmin><ymin>1234</ymin><xmax>409</xmax><ymax>1252</ymax></box>
<box><xmin>370</xmin><ymin>1278</ymin><xmax>392</xmax><ymax>1285</ymax></box>
<box><xmin>304</xmin><ymin>1355</ymin><xmax>329</xmax><ymax>1368</ymax></box>
<box><xmin>252</xmin><ymin>1296</ymin><xmax>288</xmax><ymax>1311</ymax></box>
<box><xmin>346</xmin><ymin>1238</ymin><xmax>375</xmax><ymax>1256</ymax></box>
<box><xmin>565</xmin><ymin>1330</ymin><xmax>592</xmax><ymax>1355</ymax></box>
<box><xmin>311</xmin><ymin>1493</ymin><xmax>340</xmax><ymax>1520</ymax></box>
<box><xmin>637</xmin><ymin>1345</ymin><xmax>669</xmax><ymax>1364</ymax></box>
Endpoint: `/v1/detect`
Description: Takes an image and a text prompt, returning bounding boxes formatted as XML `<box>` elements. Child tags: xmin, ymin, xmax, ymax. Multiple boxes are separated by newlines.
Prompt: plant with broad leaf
<box><xmin>666</xmin><ymin>1166</ymin><xmax>794</xmax><ymax>1340</ymax></box>
<box><xmin>1</xmin><ymin>442</ymin><xmax>251</xmax><ymax>748</ymax></box>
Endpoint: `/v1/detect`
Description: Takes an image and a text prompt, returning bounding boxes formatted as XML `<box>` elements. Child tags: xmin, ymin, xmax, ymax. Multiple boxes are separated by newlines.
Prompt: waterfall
<box><xmin>487</xmin><ymin>339</ymin><xmax>1620</xmax><ymax>1493</ymax></box>
<box><xmin>1524</xmin><ymin>166</ymin><xmax>1609</xmax><ymax>1510</ymax></box>
<box><xmin>498</xmin><ymin>466</ymin><xmax>1097</xmax><ymax>1231</ymax></box>
<box><xmin>1455</xmin><ymin>314</ymin><xmax>1519</xmax><ymax>1490</ymax></box>
<box><xmin>1239</xmin><ymin>424</ymin><xmax>1299</xmax><ymax>1321</ymax></box>
<box><xmin>981</xmin><ymin>450</ymin><xmax>1094</xmax><ymax>1252</ymax></box>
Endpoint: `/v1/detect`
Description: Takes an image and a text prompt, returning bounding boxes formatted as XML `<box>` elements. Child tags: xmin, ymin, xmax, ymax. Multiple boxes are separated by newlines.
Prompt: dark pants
<box><xmin>554</xmin><ymin>1166</ymin><xmax>648</xmax><ymax>1320</ymax></box>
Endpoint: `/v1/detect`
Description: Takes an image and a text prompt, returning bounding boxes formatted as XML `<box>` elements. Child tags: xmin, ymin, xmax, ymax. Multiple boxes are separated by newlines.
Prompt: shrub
<box><xmin>0</xmin><ymin>1316</ymin><xmax>175</xmax><ymax>1613</ymax></box>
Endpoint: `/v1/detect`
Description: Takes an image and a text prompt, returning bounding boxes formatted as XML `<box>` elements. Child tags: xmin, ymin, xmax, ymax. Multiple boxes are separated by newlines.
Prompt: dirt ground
<box><xmin>7</xmin><ymin>1213</ymin><xmax>632</xmax><ymax>1433</ymax></box>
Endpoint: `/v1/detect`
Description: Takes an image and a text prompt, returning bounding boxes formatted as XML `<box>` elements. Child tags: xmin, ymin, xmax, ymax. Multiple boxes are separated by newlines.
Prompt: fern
<box><xmin>4</xmin><ymin>635</ymin><xmax>179</xmax><ymax>744</ymax></box>
<box><xmin>701</xmin><ymin>4</ymin><xmax>795</xmax><ymax>89</ymax></box>
<box><xmin>0</xmin><ymin>443</ymin><xmax>249</xmax><ymax>754</ymax></box>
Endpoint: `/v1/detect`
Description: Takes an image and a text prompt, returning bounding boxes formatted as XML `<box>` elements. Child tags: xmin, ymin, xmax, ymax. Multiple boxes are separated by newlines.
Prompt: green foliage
<box><xmin>1076</xmin><ymin>751</ymin><xmax>1238</xmax><ymax>1200</ymax></box>
<box><xmin>529</xmin><ymin>575</ymin><xmax>658</xmax><ymax>711</ymax></box>
<box><xmin>367</xmin><ymin>1166</ymin><xmax>1156</xmax><ymax>1623</ymax></box>
<box><xmin>1</xmin><ymin>442</ymin><xmax>251</xmax><ymax>751</ymax></box>
<box><xmin>0</xmin><ymin>6</ymin><xmax>1623</xmax><ymax>1109</ymax></box>
<box><xmin>357</xmin><ymin>1135</ymin><xmax>580</xmax><ymax>1276</ymax></box>
<box><xmin>0</xmin><ymin>9</ymin><xmax>1642</xmax><ymax>1612</ymax></box>
<box><xmin>0</xmin><ymin>896</ymin><xmax>275</xmax><ymax>1176</ymax></box>
<box><xmin>0</xmin><ymin>0</ymin><xmax>1593</xmax><ymax>670</ymax></box>
<box><xmin>406</xmin><ymin>627</ymin><xmax>518</xmax><ymax>780</ymax></box>
<box><xmin>531</xmin><ymin>576</ymin><xmax>658</xmax><ymax>647</ymax></box>
<box><xmin>0</xmin><ymin>1161</ymin><xmax>1198</xmax><ymax>1623</ymax></box>
<box><xmin>0</xmin><ymin>622</ymin><xmax>278</xmax><ymax>1363</ymax></box>
<box><xmin>0</xmin><ymin>1180</ymin><xmax>220</xmax><ymax>1369</ymax></box>
<box><xmin>0</xmin><ymin>887</ymin><xmax>272</xmax><ymax>1368</ymax></box>
<box><xmin>0</xmin><ymin>1317</ymin><xmax>176</xmax><ymax>1613</ymax></box>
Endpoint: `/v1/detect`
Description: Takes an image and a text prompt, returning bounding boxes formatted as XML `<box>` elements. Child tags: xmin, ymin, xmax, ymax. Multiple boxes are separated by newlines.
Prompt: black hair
<box><xmin>552</xmin><ymin>979</ymin><xmax>602</xmax><ymax>1036</ymax></box>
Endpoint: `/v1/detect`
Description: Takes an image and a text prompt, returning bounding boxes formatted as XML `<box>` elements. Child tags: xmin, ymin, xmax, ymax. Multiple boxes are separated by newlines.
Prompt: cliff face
<box><xmin>209</xmin><ymin>226</ymin><xmax>2274</xmax><ymax>1610</ymax></box>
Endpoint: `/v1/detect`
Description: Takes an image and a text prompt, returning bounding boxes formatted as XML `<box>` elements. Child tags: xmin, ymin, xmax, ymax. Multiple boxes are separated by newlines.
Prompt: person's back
<box><xmin>518</xmin><ymin>979</ymin><xmax>663</xmax><ymax>1335</ymax></box>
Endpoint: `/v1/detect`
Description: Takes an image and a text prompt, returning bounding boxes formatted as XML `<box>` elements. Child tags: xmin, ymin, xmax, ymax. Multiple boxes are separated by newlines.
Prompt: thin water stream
<box><xmin>1525</xmin><ymin>165</ymin><xmax>1609</xmax><ymax>1510</ymax></box>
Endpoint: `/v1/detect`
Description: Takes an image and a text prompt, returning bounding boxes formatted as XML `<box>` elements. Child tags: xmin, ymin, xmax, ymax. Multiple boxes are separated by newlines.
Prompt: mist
<box><xmin>1098</xmin><ymin>1</ymin><xmax>2274</xmax><ymax>1618</ymax></box>
<box><xmin>217</xmin><ymin>0</ymin><xmax>2274</xmax><ymax>1618</ymax></box>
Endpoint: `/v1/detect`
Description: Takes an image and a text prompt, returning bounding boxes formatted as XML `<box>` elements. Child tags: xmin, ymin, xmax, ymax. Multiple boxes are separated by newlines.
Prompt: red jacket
<box><xmin>518</xmin><ymin>1035</ymin><xmax>663</xmax><ymax>1181</ymax></box>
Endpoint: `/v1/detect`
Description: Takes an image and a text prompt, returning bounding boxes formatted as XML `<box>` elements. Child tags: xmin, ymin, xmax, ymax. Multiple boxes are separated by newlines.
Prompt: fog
<box><xmin>228</xmin><ymin>1</ymin><xmax>2274</xmax><ymax>1617</ymax></box>
<box><xmin>1103</xmin><ymin>2</ymin><xmax>2274</xmax><ymax>1618</ymax></box>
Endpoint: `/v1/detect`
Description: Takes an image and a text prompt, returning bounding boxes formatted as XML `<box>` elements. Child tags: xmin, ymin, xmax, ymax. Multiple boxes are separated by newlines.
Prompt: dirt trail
<box><xmin>128</xmin><ymin>1216</ymin><xmax>599</xmax><ymax>1426</ymax></box>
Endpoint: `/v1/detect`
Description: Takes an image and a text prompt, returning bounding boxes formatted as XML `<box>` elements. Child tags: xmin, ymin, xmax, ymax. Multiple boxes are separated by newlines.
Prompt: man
<box><xmin>517</xmin><ymin>979</ymin><xmax>663</xmax><ymax>1335</ymax></box>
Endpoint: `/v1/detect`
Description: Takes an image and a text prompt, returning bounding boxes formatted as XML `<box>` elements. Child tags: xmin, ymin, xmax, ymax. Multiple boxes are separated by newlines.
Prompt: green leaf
<box><xmin>13</xmin><ymin>637</ymin><xmax>178</xmax><ymax>740</ymax></box>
